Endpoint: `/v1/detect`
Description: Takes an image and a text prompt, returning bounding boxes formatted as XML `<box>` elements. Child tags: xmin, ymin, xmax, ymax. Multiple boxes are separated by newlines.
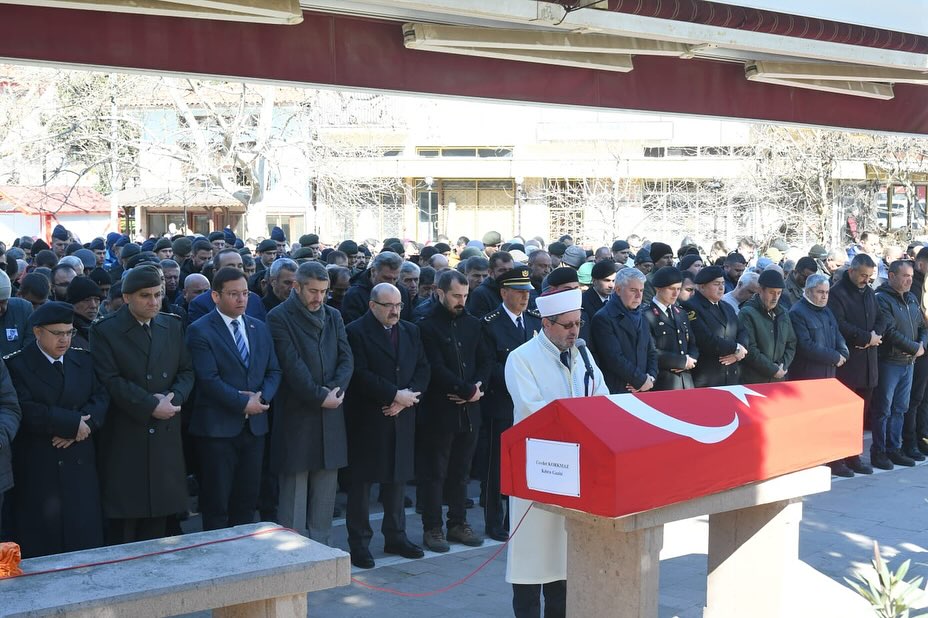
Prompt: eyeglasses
<box><xmin>41</xmin><ymin>327</ymin><xmax>77</xmax><ymax>339</ymax></box>
<box><xmin>550</xmin><ymin>319</ymin><xmax>584</xmax><ymax>330</ymax></box>
<box><xmin>372</xmin><ymin>301</ymin><xmax>404</xmax><ymax>311</ymax></box>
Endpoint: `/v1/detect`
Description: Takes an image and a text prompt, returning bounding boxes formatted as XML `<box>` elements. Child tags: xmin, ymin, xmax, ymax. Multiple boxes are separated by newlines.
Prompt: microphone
<box><xmin>575</xmin><ymin>338</ymin><xmax>587</xmax><ymax>348</ymax></box>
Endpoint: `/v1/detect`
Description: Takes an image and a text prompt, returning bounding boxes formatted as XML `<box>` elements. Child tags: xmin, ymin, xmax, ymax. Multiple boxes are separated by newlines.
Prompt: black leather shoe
<box><xmin>486</xmin><ymin>527</ymin><xmax>509</xmax><ymax>542</ymax></box>
<box><xmin>871</xmin><ymin>451</ymin><xmax>894</xmax><ymax>471</ymax></box>
<box><xmin>383</xmin><ymin>540</ymin><xmax>425</xmax><ymax>559</ymax></box>
<box><xmin>351</xmin><ymin>549</ymin><xmax>375</xmax><ymax>569</ymax></box>
<box><xmin>846</xmin><ymin>456</ymin><xmax>873</xmax><ymax>475</ymax></box>
<box><xmin>828</xmin><ymin>461</ymin><xmax>854</xmax><ymax>478</ymax></box>
<box><xmin>888</xmin><ymin>451</ymin><xmax>916</xmax><ymax>467</ymax></box>
<box><xmin>903</xmin><ymin>446</ymin><xmax>926</xmax><ymax>462</ymax></box>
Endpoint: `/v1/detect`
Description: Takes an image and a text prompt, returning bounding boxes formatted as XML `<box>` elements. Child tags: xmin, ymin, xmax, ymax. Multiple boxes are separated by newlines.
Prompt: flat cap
<box><xmin>634</xmin><ymin>248</ymin><xmax>654</xmax><ymax>264</ymax></box>
<box><xmin>300</xmin><ymin>233</ymin><xmax>319</xmax><ymax>246</ymax></box>
<box><xmin>338</xmin><ymin>240</ymin><xmax>359</xmax><ymax>255</ymax></box>
<box><xmin>546</xmin><ymin>266</ymin><xmax>579</xmax><ymax>288</ymax></box>
<box><xmin>678</xmin><ymin>254</ymin><xmax>702</xmax><ymax>271</ymax></box>
<box><xmin>28</xmin><ymin>301</ymin><xmax>74</xmax><ymax>328</ymax></box>
<box><xmin>548</xmin><ymin>241</ymin><xmax>567</xmax><ymax>257</ymax></box>
<box><xmin>122</xmin><ymin>265</ymin><xmax>163</xmax><ymax>294</ymax></box>
<box><xmin>651</xmin><ymin>266</ymin><xmax>683</xmax><ymax>288</ymax></box>
<box><xmin>808</xmin><ymin>244</ymin><xmax>828</xmax><ymax>259</ymax></box>
<box><xmin>611</xmin><ymin>240</ymin><xmax>630</xmax><ymax>252</ymax></box>
<box><xmin>482</xmin><ymin>231</ymin><xmax>502</xmax><ymax>246</ymax></box>
<box><xmin>67</xmin><ymin>277</ymin><xmax>103</xmax><ymax>304</ymax></box>
<box><xmin>172</xmin><ymin>237</ymin><xmax>193</xmax><ymax>256</ymax></box>
<box><xmin>694</xmin><ymin>265</ymin><xmax>725</xmax><ymax>284</ymax></box>
<box><xmin>51</xmin><ymin>224</ymin><xmax>69</xmax><ymax>241</ymax></box>
<box><xmin>256</xmin><ymin>239</ymin><xmax>278</xmax><ymax>253</ymax></box>
<box><xmin>120</xmin><ymin>243</ymin><xmax>141</xmax><ymax>260</ymax></box>
<box><xmin>758</xmin><ymin>269</ymin><xmax>785</xmax><ymax>289</ymax></box>
<box><xmin>561</xmin><ymin>245</ymin><xmax>587</xmax><ymax>268</ymax></box>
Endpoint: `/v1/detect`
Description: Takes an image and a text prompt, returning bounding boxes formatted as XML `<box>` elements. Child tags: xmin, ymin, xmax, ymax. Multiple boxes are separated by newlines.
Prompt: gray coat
<box><xmin>0</xmin><ymin>359</ymin><xmax>22</xmax><ymax>493</ymax></box>
<box><xmin>267</xmin><ymin>292</ymin><xmax>353</xmax><ymax>474</ymax></box>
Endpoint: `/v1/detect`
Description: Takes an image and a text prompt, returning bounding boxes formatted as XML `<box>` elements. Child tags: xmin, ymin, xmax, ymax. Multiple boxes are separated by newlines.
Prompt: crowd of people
<box><xmin>0</xmin><ymin>221</ymin><xmax>923</xmax><ymax>617</ymax></box>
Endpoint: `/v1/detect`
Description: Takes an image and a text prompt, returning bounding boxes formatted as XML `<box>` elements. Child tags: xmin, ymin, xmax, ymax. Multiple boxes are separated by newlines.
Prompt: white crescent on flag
<box><xmin>606</xmin><ymin>385</ymin><xmax>765</xmax><ymax>444</ymax></box>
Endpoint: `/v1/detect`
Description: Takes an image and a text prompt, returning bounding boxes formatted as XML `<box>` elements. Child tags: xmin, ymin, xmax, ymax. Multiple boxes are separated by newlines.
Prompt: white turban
<box><xmin>535</xmin><ymin>288</ymin><xmax>582</xmax><ymax>318</ymax></box>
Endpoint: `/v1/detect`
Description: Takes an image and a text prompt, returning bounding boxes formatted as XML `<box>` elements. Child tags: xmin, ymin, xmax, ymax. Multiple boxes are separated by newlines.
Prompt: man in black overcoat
<box><xmin>480</xmin><ymin>268</ymin><xmax>541</xmax><ymax>542</ymax></box>
<box><xmin>91</xmin><ymin>265</ymin><xmax>194</xmax><ymax>544</ymax></box>
<box><xmin>344</xmin><ymin>283</ymin><xmax>430</xmax><ymax>569</ymax></box>
<box><xmin>682</xmin><ymin>266</ymin><xmax>747</xmax><ymax>387</ymax></box>
<box><xmin>643</xmin><ymin>266</ymin><xmax>699</xmax><ymax>390</ymax></box>
<box><xmin>417</xmin><ymin>269</ymin><xmax>492</xmax><ymax>553</ymax></box>
<box><xmin>6</xmin><ymin>302</ymin><xmax>109</xmax><ymax>557</ymax></box>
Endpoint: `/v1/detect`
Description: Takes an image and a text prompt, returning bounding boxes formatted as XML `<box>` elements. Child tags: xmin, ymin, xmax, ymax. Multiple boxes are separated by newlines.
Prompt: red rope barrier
<box><xmin>350</xmin><ymin>502</ymin><xmax>535</xmax><ymax>598</ymax></box>
<box><xmin>4</xmin><ymin>526</ymin><xmax>295</xmax><ymax>579</ymax></box>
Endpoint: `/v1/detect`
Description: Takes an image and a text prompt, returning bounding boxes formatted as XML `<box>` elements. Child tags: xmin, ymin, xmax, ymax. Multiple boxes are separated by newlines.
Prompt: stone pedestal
<box><xmin>538</xmin><ymin>466</ymin><xmax>856</xmax><ymax>618</ymax></box>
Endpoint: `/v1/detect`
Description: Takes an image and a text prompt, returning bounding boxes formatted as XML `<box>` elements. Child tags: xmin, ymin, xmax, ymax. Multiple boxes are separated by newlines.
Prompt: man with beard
<box><xmin>644</xmin><ymin>266</ymin><xmax>699</xmax><ymax>390</ymax></box>
<box><xmin>468</xmin><ymin>252</ymin><xmax>515</xmax><ymax>318</ymax></box>
<box><xmin>67</xmin><ymin>277</ymin><xmax>104</xmax><ymax>349</ymax></box>
<box><xmin>527</xmin><ymin>251</ymin><xmax>552</xmax><ymax>294</ymax></box>
<box><xmin>262</xmin><ymin>258</ymin><xmax>297</xmax><ymax>313</ymax></box>
<box><xmin>417</xmin><ymin>270</ymin><xmax>492</xmax><ymax>552</ymax></box>
<box><xmin>50</xmin><ymin>264</ymin><xmax>77</xmax><ymax>302</ymax></box>
<box><xmin>722</xmin><ymin>252</ymin><xmax>747</xmax><ymax>294</ymax></box>
<box><xmin>592</xmin><ymin>267</ymin><xmax>656</xmax><ymax>394</ymax></box>
<box><xmin>683</xmin><ymin>266</ymin><xmax>747</xmax><ymax>387</ymax></box>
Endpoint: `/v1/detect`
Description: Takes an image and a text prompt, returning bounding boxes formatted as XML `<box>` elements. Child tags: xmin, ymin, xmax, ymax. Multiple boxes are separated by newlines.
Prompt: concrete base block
<box><xmin>214</xmin><ymin>593</ymin><xmax>308</xmax><ymax>618</ymax></box>
<box><xmin>704</xmin><ymin>499</ymin><xmax>800</xmax><ymax>618</ymax></box>
<box><xmin>565</xmin><ymin>515</ymin><xmax>663</xmax><ymax>617</ymax></box>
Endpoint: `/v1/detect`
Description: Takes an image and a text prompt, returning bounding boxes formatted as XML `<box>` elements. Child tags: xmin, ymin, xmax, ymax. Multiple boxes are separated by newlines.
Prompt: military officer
<box><xmin>6</xmin><ymin>302</ymin><xmax>109</xmax><ymax>557</ymax></box>
<box><xmin>91</xmin><ymin>265</ymin><xmax>195</xmax><ymax>544</ymax></box>
<box><xmin>480</xmin><ymin>267</ymin><xmax>541</xmax><ymax>542</ymax></box>
<box><xmin>644</xmin><ymin>266</ymin><xmax>699</xmax><ymax>390</ymax></box>
<box><xmin>682</xmin><ymin>266</ymin><xmax>747</xmax><ymax>387</ymax></box>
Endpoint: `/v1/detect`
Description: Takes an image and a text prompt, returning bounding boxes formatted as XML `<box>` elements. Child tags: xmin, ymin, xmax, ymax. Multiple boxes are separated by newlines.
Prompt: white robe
<box><xmin>503</xmin><ymin>329</ymin><xmax>609</xmax><ymax>584</ymax></box>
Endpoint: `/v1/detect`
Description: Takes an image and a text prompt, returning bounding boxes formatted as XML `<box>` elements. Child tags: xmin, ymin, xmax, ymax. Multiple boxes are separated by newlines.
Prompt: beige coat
<box><xmin>503</xmin><ymin>330</ymin><xmax>609</xmax><ymax>584</ymax></box>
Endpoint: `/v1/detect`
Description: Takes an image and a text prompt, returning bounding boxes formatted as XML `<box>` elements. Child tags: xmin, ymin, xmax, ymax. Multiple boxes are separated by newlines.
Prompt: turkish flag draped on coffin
<box><xmin>500</xmin><ymin>379</ymin><xmax>862</xmax><ymax>518</ymax></box>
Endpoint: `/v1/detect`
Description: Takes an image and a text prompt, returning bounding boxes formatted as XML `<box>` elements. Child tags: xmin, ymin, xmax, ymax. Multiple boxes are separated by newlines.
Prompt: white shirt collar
<box><xmin>38</xmin><ymin>345</ymin><xmax>64</xmax><ymax>364</ymax></box>
<box><xmin>652</xmin><ymin>297</ymin><xmax>671</xmax><ymax>314</ymax></box>
<box><xmin>217</xmin><ymin>310</ymin><xmax>245</xmax><ymax>328</ymax></box>
<box><xmin>502</xmin><ymin>304</ymin><xmax>522</xmax><ymax>326</ymax></box>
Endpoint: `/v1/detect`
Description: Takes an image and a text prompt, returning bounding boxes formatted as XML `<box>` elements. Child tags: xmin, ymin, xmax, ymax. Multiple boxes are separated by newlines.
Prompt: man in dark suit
<box><xmin>340</xmin><ymin>251</ymin><xmax>413</xmax><ymax>324</ymax></box>
<box><xmin>643</xmin><ymin>267</ymin><xmax>699</xmax><ymax>390</ymax></box>
<box><xmin>344</xmin><ymin>283</ymin><xmax>430</xmax><ymax>569</ymax></box>
<box><xmin>580</xmin><ymin>260</ymin><xmax>616</xmax><ymax>343</ymax></box>
<box><xmin>480</xmin><ymin>267</ymin><xmax>541</xmax><ymax>542</ymax></box>
<box><xmin>6</xmin><ymin>302</ymin><xmax>108</xmax><ymax>557</ymax></box>
<box><xmin>267</xmin><ymin>261</ymin><xmax>353</xmax><ymax>545</ymax></box>
<box><xmin>467</xmin><ymin>251</ymin><xmax>514</xmax><ymax>318</ymax></box>
<box><xmin>187</xmin><ymin>249</ymin><xmax>267</xmax><ymax>324</ymax></box>
<box><xmin>186</xmin><ymin>268</ymin><xmax>281</xmax><ymax>531</ymax></box>
<box><xmin>682</xmin><ymin>266</ymin><xmax>747</xmax><ymax>387</ymax></box>
<box><xmin>418</xmin><ymin>269</ymin><xmax>492</xmax><ymax>553</ymax></box>
<box><xmin>592</xmin><ymin>267</ymin><xmax>657</xmax><ymax>394</ymax></box>
<box><xmin>0</xmin><ymin>333</ymin><xmax>22</xmax><ymax>539</ymax></box>
<box><xmin>91</xmin><ymin>265</ymin><xmax>195</xmax><ymax>544</ymax></box>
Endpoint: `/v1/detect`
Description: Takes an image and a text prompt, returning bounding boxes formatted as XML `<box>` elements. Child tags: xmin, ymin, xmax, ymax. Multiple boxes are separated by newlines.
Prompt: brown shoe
<box><xmin>447</xmin><ymin>523</ymin><xmax>484</xmax><ymax>547</ymax></box>
<box><xmin>423</xmin><ymin>528</ymin><xmax>450</xmax><ymax>553</ymax></box>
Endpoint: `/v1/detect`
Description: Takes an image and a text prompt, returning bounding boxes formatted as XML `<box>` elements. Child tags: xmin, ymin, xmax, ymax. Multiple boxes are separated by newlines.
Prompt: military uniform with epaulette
<box><xmin>5</xmin><ymin>302</ymin><xmax>108</xmax><ymax>557</ymax></box>
<box><xmin>644</xmin><ymin>300</ymin><xmax>699</xmax><ymax>390</ymax></box>
<box><xmin>90</xmin><ymin>299</ymin><xmax>194</xmax><ymax>543</ymax></box>
<box><xmin>479</xmin><ymin>268</ymin><xmax>540</xmax><ymax>541</ymax></box>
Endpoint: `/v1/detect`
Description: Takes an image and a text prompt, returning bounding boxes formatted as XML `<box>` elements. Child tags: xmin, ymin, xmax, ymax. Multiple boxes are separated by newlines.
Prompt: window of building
<box><xmin>147</xmin><ymin>212</ymin><xmax>187</xmax><ymax>238</ymax></box>
<box><xmin>416</xmin><ymin>147</ymin><xmax>513</xmax><ymax>158</ymax></box>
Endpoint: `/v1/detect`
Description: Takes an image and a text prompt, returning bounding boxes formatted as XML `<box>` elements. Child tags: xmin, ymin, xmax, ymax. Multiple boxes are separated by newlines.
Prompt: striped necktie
<box><xmin>231</xmin><ymin>319</ymin><xmax>249</xmax><ymax>367</ymax></box>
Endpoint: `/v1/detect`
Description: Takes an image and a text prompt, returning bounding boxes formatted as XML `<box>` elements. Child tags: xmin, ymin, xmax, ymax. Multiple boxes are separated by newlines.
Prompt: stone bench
<box><xmin>0</xmin><ymin>522</ymin><xmax>350</xmax><ymax>617</ymax></box>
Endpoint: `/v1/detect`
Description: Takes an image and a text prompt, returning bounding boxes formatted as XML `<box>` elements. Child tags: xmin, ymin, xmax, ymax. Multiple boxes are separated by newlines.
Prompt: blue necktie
<box><xmin>232</xmin><ymin>319</ymin><xmax>249</xmax><ymax>367</ymax></box>
<box><xmin>516</xmin><ymin>315</ymin><xmax>525</xmax><ymax>340</ymax></box>
<box><xmin>560</xmin><ymin>350</ymin><xmax>571</xmax><ymax>369</ymax></box>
